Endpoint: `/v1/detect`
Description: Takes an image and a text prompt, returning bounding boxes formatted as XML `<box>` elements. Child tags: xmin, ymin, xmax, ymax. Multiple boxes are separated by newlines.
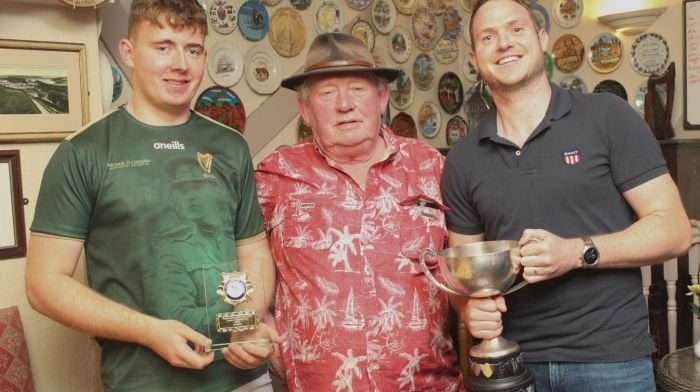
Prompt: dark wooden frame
<box><xmin>684</xmin><ymin>0</ymin><xmax>700</xmax><ymax>129</ymax></box>
<box><xmin>0</xmin><ymin>150</ymin><xmax>27</xmax><ymax>260</ymax></box>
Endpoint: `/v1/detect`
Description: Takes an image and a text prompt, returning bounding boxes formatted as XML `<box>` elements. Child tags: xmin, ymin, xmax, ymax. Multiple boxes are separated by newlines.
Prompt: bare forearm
<box><xmin>27</xmin><ymin>272</ymin><xmax>155</xmax><ymax>345</ymax></box>
<box><xmin>592</xmin><ymin>211</ymin><xmax>691</xmax><ymax>268</ymax></box>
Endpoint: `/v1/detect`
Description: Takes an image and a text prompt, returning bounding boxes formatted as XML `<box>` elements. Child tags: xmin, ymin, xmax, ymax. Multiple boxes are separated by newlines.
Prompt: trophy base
<box><xmin>467</xmin><ymin>367</ymin><xmax>534</xmax><ymax>392</ymax></box>
<box><xmin>205</xmin><ymin>338</ymin><xmax>274</xmax><ymax>352</ymax></box>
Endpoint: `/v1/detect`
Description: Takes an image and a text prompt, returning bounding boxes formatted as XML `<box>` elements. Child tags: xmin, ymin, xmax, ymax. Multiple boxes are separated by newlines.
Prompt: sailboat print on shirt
<box><xmin>341</xmin><ymin>288</ymin><xmax>365</xmax><ymax>331</ymax></box>
<box><xmin>408</xmin><ymin>288</ymin><xmax>428</xmax><ymax>331</ymax></box>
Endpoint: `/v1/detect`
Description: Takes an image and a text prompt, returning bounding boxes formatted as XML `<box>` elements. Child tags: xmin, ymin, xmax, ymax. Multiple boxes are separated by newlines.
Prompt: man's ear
<box><xmin>119</xmin><ymin>38</ymin><xmax>135</xmax><ymax>69</ymax></box>
<box><xmin>298</xmin><ymin>97</ymin><xmax>311</xmax><ymax>126</ymax></box>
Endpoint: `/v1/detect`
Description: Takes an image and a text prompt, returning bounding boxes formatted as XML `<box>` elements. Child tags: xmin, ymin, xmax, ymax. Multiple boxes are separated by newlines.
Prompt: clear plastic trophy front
<box><xmin>202</xmin><ymin>258</ymin><xmax>271</xmax><ymax>352</ymax></box>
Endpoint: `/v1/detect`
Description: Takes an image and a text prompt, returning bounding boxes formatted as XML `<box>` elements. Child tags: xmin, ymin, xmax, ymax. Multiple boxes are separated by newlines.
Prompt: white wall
<box><xmin>0</xmin><ymin>0</ymin><xmax>695</xmax><ymax>391</ymax></box>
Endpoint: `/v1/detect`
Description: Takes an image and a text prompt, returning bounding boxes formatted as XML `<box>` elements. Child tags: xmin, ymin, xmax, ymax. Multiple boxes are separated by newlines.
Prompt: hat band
<box><xmin>305</xmin><ymin>59</ymin><xmax>375</xmax><ymax>73</ymax></box>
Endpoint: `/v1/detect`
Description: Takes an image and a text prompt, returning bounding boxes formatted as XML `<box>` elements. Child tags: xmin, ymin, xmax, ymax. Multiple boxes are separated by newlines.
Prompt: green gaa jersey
<box><xmin>32</xmin><ymin>107</ymin><xmax>267</xmax><ymax>391</ymax></box>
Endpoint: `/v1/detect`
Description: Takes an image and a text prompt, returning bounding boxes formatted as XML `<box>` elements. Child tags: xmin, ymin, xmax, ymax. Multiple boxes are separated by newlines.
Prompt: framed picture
<box><xmin>0</xmin><ymin>39</ymin><xmax>89</xmax><ymax>143</ymax></box>
<box><xmin>684</xmin><ymin>0</ymin><xmax>700</xmax><ymax>129</ymax></box>
<box><xmin>0</xmin><ymin>150</ymin><xmax>26</xmax><ymax>260</ymax></box>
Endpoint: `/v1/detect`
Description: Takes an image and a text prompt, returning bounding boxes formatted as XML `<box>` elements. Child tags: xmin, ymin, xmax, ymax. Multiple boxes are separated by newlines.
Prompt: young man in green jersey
<box><xmin>25</xmin><ymin>1</ymin><xmax>280</xmax><ymax>390</ymax></box>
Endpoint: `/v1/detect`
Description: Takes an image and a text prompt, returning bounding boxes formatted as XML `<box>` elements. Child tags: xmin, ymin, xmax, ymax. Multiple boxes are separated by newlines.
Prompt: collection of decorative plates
<box><xmin>552</xmin><ymin>29</ymin><xmax>671</xmax><ymax>106</ymax></box>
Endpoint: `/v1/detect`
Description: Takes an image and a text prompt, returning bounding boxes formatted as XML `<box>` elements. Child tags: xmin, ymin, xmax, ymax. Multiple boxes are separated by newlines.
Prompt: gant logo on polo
<box><xmin>562</xmin><ymin>150</ymin><xmax>581</xmax><ymax>165</ymax></box>
<box><xmin>153</xmin><ymin>141</ymin><xmax>185</xmax><ymax>150</ymax></box>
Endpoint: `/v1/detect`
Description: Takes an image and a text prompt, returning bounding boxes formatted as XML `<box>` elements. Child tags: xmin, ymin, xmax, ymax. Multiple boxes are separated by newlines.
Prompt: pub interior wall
<box><xmin>0</xmin><ymin>0</ymin><xmax>694</xmax><ymax>391</ymax></box>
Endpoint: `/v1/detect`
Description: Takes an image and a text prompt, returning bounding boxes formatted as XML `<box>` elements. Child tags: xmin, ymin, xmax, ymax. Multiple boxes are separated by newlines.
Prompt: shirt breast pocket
<box><xmin>397</xmin><ymin>195</ymin><xmax>448</xmax><ymax>271</ymax></box>
<box><xmin>275</xmin><ymin>196</ymin><xmax>334</xmax><ymax>250</ymax></box>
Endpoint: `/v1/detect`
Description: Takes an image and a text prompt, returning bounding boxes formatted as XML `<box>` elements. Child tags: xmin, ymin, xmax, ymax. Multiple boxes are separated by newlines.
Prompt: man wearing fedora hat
<box><xmin>255</xmin><ymin>33</ymin><xmax>463</xmax><ymax>390</ymax></box>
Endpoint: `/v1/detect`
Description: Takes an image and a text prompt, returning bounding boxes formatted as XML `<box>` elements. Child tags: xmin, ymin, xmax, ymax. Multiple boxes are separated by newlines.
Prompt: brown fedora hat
<box><xmin>281</xmin><ymin>32</ymin><xmax>400</xmax><ymax>90</ymax></box>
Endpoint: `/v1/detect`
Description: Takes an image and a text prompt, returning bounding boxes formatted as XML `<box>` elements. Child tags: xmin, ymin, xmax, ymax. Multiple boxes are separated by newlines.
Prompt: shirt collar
<box><xmin>476</xmin><ymin>82</ymin><xmax>573</xmax><ymax>144</ymax></box>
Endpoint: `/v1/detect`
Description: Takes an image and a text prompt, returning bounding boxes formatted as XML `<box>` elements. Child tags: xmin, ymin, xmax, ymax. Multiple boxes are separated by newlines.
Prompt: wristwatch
<box><xmin>580</xmin><ymin>236</ymin><xmax>600</xmax><ymax>269</ymax></box>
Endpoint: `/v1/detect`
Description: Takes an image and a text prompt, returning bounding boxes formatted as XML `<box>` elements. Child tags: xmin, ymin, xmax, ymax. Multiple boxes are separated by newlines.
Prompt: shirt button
<box><xmin>515</xmin><ymin>150</ymin><xmax>522</xmax><ymax>156</ymax></box>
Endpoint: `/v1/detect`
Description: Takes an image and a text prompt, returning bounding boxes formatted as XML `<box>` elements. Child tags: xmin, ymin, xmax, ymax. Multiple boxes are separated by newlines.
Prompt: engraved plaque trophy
<box><xmin>203</xmin><ymin>258</ymin><xmax>271</xmax><ymax>351</ymax></box>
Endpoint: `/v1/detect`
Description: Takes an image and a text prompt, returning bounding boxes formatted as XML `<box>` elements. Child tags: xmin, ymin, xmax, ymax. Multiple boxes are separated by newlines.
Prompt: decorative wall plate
<box><xmin>351</xmin><ymin>19</ymin><xmax>376</xmax><ymax>52</ymax></box>
<box><xmin>315</xmin><ymin>1</ymin><xmax>343</xmax><ymax>33</ymax></box>
<box><xmin>528</xmin><ymin>2</ymin><xmax>550</xmax><ymax>32</ymax></box>
<box><xmin>372</xmin><ymin>0</ymin><xmax>397</xmax><ymax>34</ymax></box>
<box><xmin>413</xmin><ymin>53</ymin><xmax>436</xmax><ymax>90</ymax></box>
<box><xmin>433</xmin><ymin>39</ymin><xmax>459</xmax><ymax>65</ymax></box>
<box><xmin>388</xmin><ymin>25</ymin><xmax>412</xmax><ymax>63</ymax></box>
<box><xmin>552</xmin><ymin>0</ymin><xmax>583</xmax><ymax>29</ymax></box>
<box><xmin>459</xmin><ymin>0</ymin><xmax>476</xmax><ymax>12</ymax></box>
<box><xmin>552</xmin><ymin>34</ymin><xmax>584</xmax><ymax>73</ymax></box>
<box><xmin>559</xmin><ymin>75</ymin><xmax>587</xmax><ymax>93</ymax></box>
<box><xmin>630</xmin><ymin>32</ymin><xmax>670</xmax><ymax>76</ymax></box>
<box><xmin>59</xmin><ymin>0</ymin><xmax>109</xmax><ymax>7</ymax></box>
<box><xmin>411</xmin><ymin>7</ymin><xmax>444</xmax><ymax>51</ymax></box>
<box><xmin>238</xmin><ymin>0</ymin><xmax>269</xmax><ymax>41</ymax></box>
<box><xmin>346</xmin><ymin>0</ymin><xmax>371</xmax><ymax>10</ymax></box>
<box><xmin>390</xmin><ymin>111</ymin><xmax>418</xmax><ymax>139</ymax></box>
<box><xmin>418</xmin><ymin>101</ymin><xmax>442</xmax><ymax>139</ymax></box>
<box><xmin>244</xmin><ymin>45</ymin><xmax>282</xmax><ymax>94</ymax></box>
<box><xmin>588</xmin><ymin>33</ymin><xmax>623</xmax><ymax>74</ymax></box>
<box><xmin>290</xmin><ymin>0</ymin><xmax>311</xmax><ymax>10</ymax></box>
<box><xmin>437</xmin><ymin>71</ymin><xmax>464</xmax><ymax>115</ymax></box>
<box><xmin>208</xmin><ymin>0</ymin><xmax>237</xmax><ymax>35</ymax></box>
<box><xmin>269</xmin><ymin>7</ymin><xmax>306</xmax><ymax>57</ymax></box>
<box><xmin>593</xmin><ymin>79</ymin><xmax>627</xmax><ymax>102</ymax></box>
<box><xmin>262</xmin><ymin>0</ymin><xmax>283</xmax><ymax>5</ymax></box>
<box><xmin>427</xmin><ymin>0</ymin><xmax>450</xmax><ymax>15</ymax></box>
<box><xmin>442</xmin><ymin>6</ymin><xmax>463</xmax><ymax>41</ymax></box>
<box><xmin>194</xmin><ymin>86</ymin><xmax>246</xmax><ymax>133</ymax></box>
<box><xmin>446</xmin><ymin>115</ymin><xmax>468</xmax><ymax>146</ymax></box>
<box><xmin>388</xmin><ymin>69</ymin><xmax>414</xmax><ymax>110</ymax></box>
<box><xmin>207</xmin><ymin>40</ymin><xmax>244</xmax><ymax>87</ymax></box>
<box><xmin>395</xmin><ymin>0</ymin><xmax>418</xmax><ymax>15</ymax></box>
<box><xmin>544</xmin><ymin>51</ymin><xmax>553</xmax><ymax>80</ymax></box>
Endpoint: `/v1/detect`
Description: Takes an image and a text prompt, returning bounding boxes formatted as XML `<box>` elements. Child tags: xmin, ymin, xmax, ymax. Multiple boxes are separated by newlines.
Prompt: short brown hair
<box><xmin>469</xmin><ymin>0</ymin><xmax>542</xmax><ymax>47</ymax></box>
<box><xmin>128</xmin><ymin>0</ymin><xmax>208</xmax><ymax>39</ymax></box>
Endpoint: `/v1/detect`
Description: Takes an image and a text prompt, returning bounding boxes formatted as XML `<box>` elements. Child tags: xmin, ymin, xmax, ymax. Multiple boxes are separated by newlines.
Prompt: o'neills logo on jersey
<box><xmin>562</xmin><ymin>150</ymin><xmax>581</xmax><ymax>165</ymax></box>
<box><xmin>153</xmin><ymin>141</ymin><xmax>185</xmax><ymax>150</ymax></box>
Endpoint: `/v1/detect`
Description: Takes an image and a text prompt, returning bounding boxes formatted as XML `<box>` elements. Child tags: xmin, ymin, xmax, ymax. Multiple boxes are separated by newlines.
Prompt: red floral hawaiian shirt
<box><xmin>255</xmin><ymin>127</ymin><xmax>463</xmax><ymax>391</ymax></box>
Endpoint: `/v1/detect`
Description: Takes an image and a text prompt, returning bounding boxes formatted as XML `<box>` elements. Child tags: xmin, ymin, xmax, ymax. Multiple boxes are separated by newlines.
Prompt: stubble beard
<box><xmin>483</xmin><ymin>53</ymin><xmax>546</xmax><ymax>96</ymax></box>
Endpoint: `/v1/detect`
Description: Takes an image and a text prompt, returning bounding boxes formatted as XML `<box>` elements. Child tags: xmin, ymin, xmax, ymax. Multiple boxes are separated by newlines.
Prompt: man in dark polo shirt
<box><xmin>442</xmin><ymin>0</ymin><xmax>691</xmax><ymax>390</ymax></box>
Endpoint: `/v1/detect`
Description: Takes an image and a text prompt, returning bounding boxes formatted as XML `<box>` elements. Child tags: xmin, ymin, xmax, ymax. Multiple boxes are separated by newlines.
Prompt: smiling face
<box><xmin>299</xmin><ymin>72</ymin><xmax>389</xmax><ymax>163</ymax></box>
<box><xmin>119</xmin><ymin>20</ymin><xmax>206</xmax><ymax>124</ymax></box>
<box><xmin>469</xmin><ymin>0</ymin><xmax>548</xmax><ymax>94</ymax></box>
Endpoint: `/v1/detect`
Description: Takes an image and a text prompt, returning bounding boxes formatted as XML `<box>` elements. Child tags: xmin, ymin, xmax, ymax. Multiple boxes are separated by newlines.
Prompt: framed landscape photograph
<box><xmin>0</xmin><ymin>150</ymin><xmax>26</xmax><ymax>260</ymax></box>
<box><xmin>0</xmin><ymin>39</ymin><xmax>88</xmax><ymax>143</ymax></box>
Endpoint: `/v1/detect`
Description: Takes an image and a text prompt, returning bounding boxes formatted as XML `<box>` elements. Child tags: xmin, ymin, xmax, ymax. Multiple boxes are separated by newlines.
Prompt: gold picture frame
<box><xmin>0</xmin><ymin>39</ymin><xmax>89</xmax><ymax>143</ymax></box>
<box><xmin>0</xmin><ymin>150</ymin><xmax>26</xmax><ymax>260</ymax></box>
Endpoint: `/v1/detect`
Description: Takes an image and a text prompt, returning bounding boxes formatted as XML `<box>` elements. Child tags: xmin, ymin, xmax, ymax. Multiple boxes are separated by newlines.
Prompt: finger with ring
<box><xmin>532</xmin><ymin>268</ymin><xmax>537</xmax><ymax>275</ymax></box>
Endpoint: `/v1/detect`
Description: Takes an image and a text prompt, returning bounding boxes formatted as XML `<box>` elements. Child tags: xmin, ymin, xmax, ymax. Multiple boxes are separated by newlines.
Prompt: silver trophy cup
<box><xmin>419</xmin><ymin>241</ymin><xmax>535</xmax><ymax>392</ymax></box>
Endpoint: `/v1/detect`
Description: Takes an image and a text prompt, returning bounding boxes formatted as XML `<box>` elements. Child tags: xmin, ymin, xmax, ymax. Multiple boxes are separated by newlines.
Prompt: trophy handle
<box><xmin>419</xmin><ymin>248</ymin><xmax>465</xmax><ymax>296</ymax></box>
<box><xmin>503</xmin><ymin>280</ymin><xmax>528</xmax><ymax>296</ymax></box>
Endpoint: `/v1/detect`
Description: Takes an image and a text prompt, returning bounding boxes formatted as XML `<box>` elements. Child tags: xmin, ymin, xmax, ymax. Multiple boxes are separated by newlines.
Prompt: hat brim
<box><xmin>281</xmin><ymin>66</ymin><xmax>400</xmax><ymax>91</ymax></box>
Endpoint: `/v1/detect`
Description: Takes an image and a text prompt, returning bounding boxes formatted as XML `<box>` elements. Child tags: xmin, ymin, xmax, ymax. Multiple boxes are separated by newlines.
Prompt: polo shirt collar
<box><xmin>476</xmin><ymin>82</ymin><xmax>572</xmax><ymax>144</ymax></box>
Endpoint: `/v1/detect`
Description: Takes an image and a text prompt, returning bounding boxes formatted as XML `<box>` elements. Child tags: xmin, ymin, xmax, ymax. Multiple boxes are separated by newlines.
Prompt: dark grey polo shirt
<box><xmin>442</xmin><ymin>83</ymin><xmax>667</xmax><ymax>362</ymax></box>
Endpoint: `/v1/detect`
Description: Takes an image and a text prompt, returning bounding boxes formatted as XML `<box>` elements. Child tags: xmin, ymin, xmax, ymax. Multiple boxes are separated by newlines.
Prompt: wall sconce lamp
<box><xmin>597</xmin><ymin>7</ymin><xmax>667</xmax><ymax>35</ymax></box>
